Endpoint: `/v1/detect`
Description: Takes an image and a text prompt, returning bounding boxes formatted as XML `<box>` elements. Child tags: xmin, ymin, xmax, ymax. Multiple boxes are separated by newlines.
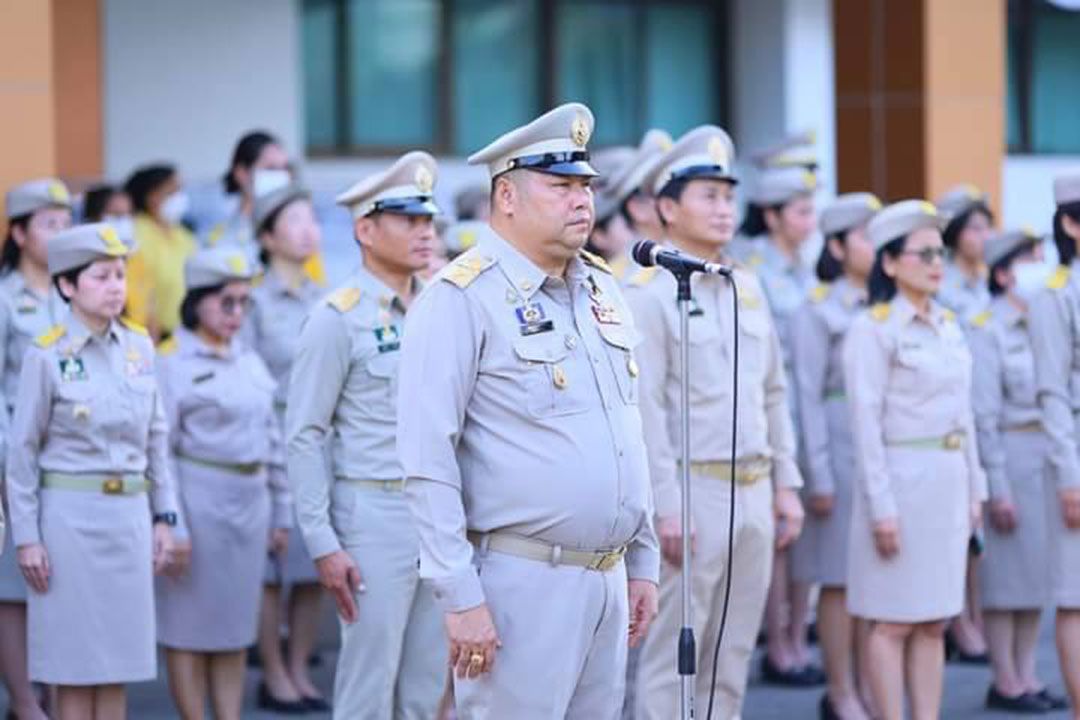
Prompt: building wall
<box><xmin>54</xmin><ymin>0</ymin><xmax>103</xmax><ymax>182</ymax></box>
<box><xmin>101</xmin><ymin>0</ymin><xmax>301</xmax><ymax>183</ymax></box>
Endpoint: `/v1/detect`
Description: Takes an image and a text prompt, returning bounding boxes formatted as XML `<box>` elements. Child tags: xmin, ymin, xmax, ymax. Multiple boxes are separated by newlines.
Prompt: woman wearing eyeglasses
<box><xmin>154</xmin><ymin>248</ymin><xmax>291</xmax><ymax>720</ymax></box>
<box><xmin>843</xmin><ymin>200</ymin><xmax>986</xmax><ymax>720</ymax></box>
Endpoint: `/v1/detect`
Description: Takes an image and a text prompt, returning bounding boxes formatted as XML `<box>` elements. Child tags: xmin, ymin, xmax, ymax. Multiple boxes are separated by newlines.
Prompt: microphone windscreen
<box><xmin>631</xmin><ymin>240</ymin><xmax>656</xmax><ymax>267</ymax></box>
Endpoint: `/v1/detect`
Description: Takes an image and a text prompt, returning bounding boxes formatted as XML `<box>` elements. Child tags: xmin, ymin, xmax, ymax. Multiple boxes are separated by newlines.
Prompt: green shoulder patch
<box><xmin>628</xmin><ymin>266</ymin><xmax>660</xmax><ymax>287</ymax></box>
<box><xmin>442</xmin><ymin>249</ymin><xmax>496</xmax><ymax>289</ymax></box>
<box><xmin>870</xmin><ymin>303</ymin><xmax>891</xmax><ymax>323</ymax></box>
<box><xmin>579</xmin><ymin>249</ymin><xmax>613</xmax><ymax>275</ymax></box>
<box><xmin>327</xmin><ymin>287</ymin><xmax>361</xmax><ymax>313</ymax></box>
<box><xmin>34</xmin><ymin>324</ymin><xmax>67</xmax><ymax>348</ymax></box>
<box><xmin>1048</xmin><ymin>265</ymin><xmax>1070</xmax><ymax>290</ymax></box>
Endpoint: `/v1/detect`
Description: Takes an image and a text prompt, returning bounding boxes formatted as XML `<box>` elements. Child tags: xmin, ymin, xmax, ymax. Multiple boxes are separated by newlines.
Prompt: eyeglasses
<box><xmin>219</xmin><ymin>295</ymin><xmax>251</xmax><ymax>315</ymax></box>
<box><xmin>901</xmin><ymin>247</ymin><xmax>947</xmax><ymax>265</ymax></box>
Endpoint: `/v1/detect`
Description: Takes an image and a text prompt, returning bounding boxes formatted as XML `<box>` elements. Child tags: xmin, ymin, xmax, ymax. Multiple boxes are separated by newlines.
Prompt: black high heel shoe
<box><xmin>819</xmin><ymin>693</ymin><xmax>841</xmax><ymax>720</ymax></box>
<box><xmin>257</xmin><ymin>683</ymin><xmax>309</xmax><ymax>715</ymax></box>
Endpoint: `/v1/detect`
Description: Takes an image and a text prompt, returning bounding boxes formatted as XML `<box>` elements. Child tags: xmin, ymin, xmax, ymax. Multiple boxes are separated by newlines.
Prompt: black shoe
<box><xmin>799</xmin><ymin>663</ymin><xmax>827</xmax><ymax>685</ymax></box>
<box><xmin>302</xmin><ymin>696</ymin><xmax>331</xmax><ymax>712</ymax></box>
<box><xmin>945</xmin><ymin>631</ymin><xmax>989</xmax><ymax>664</ymax></box>
<box><xmin>807</xmin><ymin>621</ymin><xmax>820</xmax><ymax>646</ymax></box>
<box><xmin>761</xmin><ymin>655</ymin><xmax>821</xmax><ymax>687</ymax></box>
<box><xmin>986</xmin><ymin>686</ymin><xmax>1050</xmax><ymax>714</ymax></box>
<box><xmin>1034</xmin><ymin>688</ymin><xmax>1069</xmax><ymax>710</ymax></box>
<box><xmin>819</xmin><ymin>693</ymin><xmax>841</xmax><ymax>720</ymax></box>
<box><xmin>257</xmin><ymin>683</ymin><xmax>309</xmax><ymax>715</ymax></box>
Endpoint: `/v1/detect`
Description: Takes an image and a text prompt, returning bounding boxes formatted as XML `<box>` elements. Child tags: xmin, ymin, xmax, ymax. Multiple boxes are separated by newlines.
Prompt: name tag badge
<box><xmin>374</xmin><ymin>325</ymin><xmax>401</xmax><ymax>353</ymax></box>
<box><xmin>59</xmin><ymin>357</ymin><xmax>88</xmax><ymax>382</ymax></box>
<box><xmin>192</xmin><ymin>371</ymin><xmax>215</xmax><ymax>384</ymax></box>
<box><xmin>516</xmin><ymin>302</ymin><xmax>554</xmax><ymax>336</ymax></box>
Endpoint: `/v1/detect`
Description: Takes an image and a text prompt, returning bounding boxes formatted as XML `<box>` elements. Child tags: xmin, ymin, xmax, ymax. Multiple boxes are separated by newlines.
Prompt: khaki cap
<box><xmin>184</xmin><ymin>246</ymin><xmax>257</xmax><ymax>290</ymax></box>
<box><xmin>751</xmin><ymin>130</ymin><xmax>818</xmax><ymax>170</ymax></box>
<box><xmin>609</xmin><ymin>129</ymin><xmax>675</xmax><ymax>203</ymax></box>
<box><xmin>984</xmin><ymin>227</ymin><xmax>1040</xmax><ymax>268</ymax></box>
<box><xmin>935</xmin><ymin>183</ymin><xmax>990</xmax><ymax>221</ymax></box>
<box><xmin>1053</xmin><ymin>169</ymin><xmax>1080</xmax><ymax>206</ymax></box>
<box><xmin>820</xmin><ymin>193</ymin><xmax>882</xmax><ymax>237</ymax></box>
<box><xmin>336</xmin><ymin>151</ymin><xmax>440</xmax><ymax>220</ymax></box>
<box><xmin>48</xmin><ymin>223</ymin><xmax>130</xmax><ymax>276</ymax></box>
<box><xmin>753</xmin><ymin>166</ymin><xmax>818</xmax><ymax>206</ymax></box>
<box><xmin>6</xmin><ymin>178</ymin><xmax>73</xmax><ymax>220</ymax></box>
<box><xmin>590</xmin><ymin>145</ymin><xmax>636</xmax><ymax>192</ymax></box>
<box><xmin>467</xmin><ymin>103</ymin><xmax>599</xmax><ymax>179</ymax></box>
<box><xmin>867</xmin><ymin>199</ymin><xmax>946</xmax><ymax>251</ymax></box>
<box><xmin>253</xmin><ymin>182</ymin><xmax>311</xmax><ymax>234</ymax></box>
<box><xmin>641</xmin><ymin>125</ymin><xmax>737</xmax><ymax>197</ymax></box>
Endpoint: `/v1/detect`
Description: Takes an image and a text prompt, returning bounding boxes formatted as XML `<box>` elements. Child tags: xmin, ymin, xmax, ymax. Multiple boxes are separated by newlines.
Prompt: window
<box><xmin>301</xmin><ymin>0</ymin><xmax>727</xmax><ymax>156</ymax></box>
<box><xmin>1007</xmin><ymin>0</ymin><xmax>1080</xmax><ymax>154</ymax></box>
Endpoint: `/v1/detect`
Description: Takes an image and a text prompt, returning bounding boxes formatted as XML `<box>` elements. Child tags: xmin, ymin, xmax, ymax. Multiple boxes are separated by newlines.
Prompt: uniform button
<box><xmin>565</xmin><ymin>334</ymin><xmax>577</xmax><ymax>350</ymax></box>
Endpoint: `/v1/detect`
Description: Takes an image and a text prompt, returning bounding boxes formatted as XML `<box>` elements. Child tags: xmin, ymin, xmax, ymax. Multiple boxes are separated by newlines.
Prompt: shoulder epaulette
<box><xmin>157</xmin><ymin>335</ymin><xmax>179</xmax><ymax>356</ymax></box>
<box><xmin>870</xmin><ymin>303</ymin><xmax>890</xmax><ymax>322</ymax></box>
<box><xmin>1048</xmin><ymin>265</ymin><xmax>1070</xmax><ymax>290</ymax></box>
<box><xmin>442</xmin><ymin>250</ymin><xmax>496</xmax><ymax>289</ymax></box>
<box><xmin>628</xmin><ymin>266</ymin><xmax>660</xmax><ymax>287</ymax></box>
<box><xmin>579</xmin><ymin>249</ymin><xmax>612</xmax><ymax>275</ymax></box>
<box><xmin>747</xmin><ymin>253</ymin><xmax>764</xmax><ymax>269</ymax></box>
<box><xmin>207</xmin><ymin>224</ymin><xmax>225</xmax><ymax>247</ymax></box>
<box><xmin>970</xmin><ymin>309</ymin><xmax>991</xmax><ymax>329</ymax></box>
<box><xmin>810</xmin><ymin>283</ymin><xmax>830</xmax><ymax>303</ymax></box>
<box><xmin>942</xmin><ymin>308</ymin><xmax>957</xmax><ymax>323</ymax></box>
<box><xmin>120</xmin><ymin>317</ymin><xmax>148</xmax><ymax>336</ymax></box>
<box><xmin>327</xmin><ymin>287</ymin><xmax>361</xmax><ymax>313</ymax></box>
<box><xmin>251</xmin><ymin>272</ymin><xmax>265</xmax><ymax>288</ymax></box>
<box><xmin>34</xmin><ymin>324</ymin><xmax>66</xmax><ymax>348</ymax></box>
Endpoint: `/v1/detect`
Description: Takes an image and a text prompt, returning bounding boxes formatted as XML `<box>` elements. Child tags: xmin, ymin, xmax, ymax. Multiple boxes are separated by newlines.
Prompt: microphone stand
<box><xmin>674</xmin><ymin>266</ymin><xmax>696</xmax><ymax>720</ymax></box>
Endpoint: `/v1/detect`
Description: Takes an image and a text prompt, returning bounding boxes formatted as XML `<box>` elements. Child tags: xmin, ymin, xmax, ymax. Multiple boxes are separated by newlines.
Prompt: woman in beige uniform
<box><xmin>1027</xmin><ymin>169</ymin><xmax>1080</xmax><ymax>718</ymax></box>
<box><xmin>155</xmin><ymin>247</ymin><xmax>291</xmax><ymax>720</ymax></box>
<box><xmin>246</xmin><ymin>183</ymin><xmax>328</xmax><ymax>712</ymax></box>
<box><xmin>6</xmin><ymin>223</ymin><xmax>177</xmax><ymax>720</ymax></box>
<box><xmin>970</xmin><ymin>228</ymin><xmax>1067</xmax><ymax>713</ymax></box>
<box><xmin>792</xmin><ymin>193</ymin><xmax>880</xmax><ymax>720</ymax></box>
<box><xmin>843</xmin><ymin>200</ymin><xmax>986</xmax><ymax>720</ymax></box>
<box><xmin>0</xmin><ymin>179</ymin><xmax>72</xmax><ymax>720</ymax></box>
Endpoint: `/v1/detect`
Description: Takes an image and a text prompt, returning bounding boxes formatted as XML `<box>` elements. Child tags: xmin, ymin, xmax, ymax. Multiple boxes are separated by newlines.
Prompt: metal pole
<box><xmin>676</xmin><ymin>272</ymin><xmax>695</xmax><ymax>720</ymax></box>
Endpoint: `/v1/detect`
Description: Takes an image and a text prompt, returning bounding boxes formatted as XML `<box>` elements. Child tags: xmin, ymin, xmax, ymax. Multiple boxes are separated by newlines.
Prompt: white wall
<box><xmin>102</xmin><ymin>0</ymin><xmax>302</xmax><ymax>183</ymax></box>
<box><xmin>1003</xmin><ymin>155</ymin><xmax>1080</xmax><ymax>233</ymax></box>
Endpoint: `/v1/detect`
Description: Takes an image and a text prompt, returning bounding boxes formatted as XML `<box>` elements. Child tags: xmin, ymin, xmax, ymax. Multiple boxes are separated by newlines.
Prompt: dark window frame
<box><xmin>303</xmin><ymin>0</ymin><xmax>729</xmax><ymax>157</ymax></box>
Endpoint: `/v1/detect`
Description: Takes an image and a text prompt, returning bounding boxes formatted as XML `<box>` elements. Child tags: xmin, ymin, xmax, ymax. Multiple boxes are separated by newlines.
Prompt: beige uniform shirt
<box><xmin>968</xmin><ymin>297</ymin><xmax>1041</xmax><ymax>501</ymax></box>
<box><xmin>286</xmin><ymin>267</ymin><xmax>417</xmax><ymax>560</ymax></box>
<box><xmin>157</xmin><ymin>328</ymin><xmax>290</xmax><ymax>535</ymax></box>
<box><xmin>397</xmin><ymin>231</ymin><xmax>659</xmax><ymax>612</ymax></box>
<box><xmin>624</xmin><ymin>262</ymin><xmax>802</xmax><ymax>518</ymax></box>
<box><xmin>1028</xmin><ymin>262</ymin><xmax>1080</xmax><ymax>489</ymax></box>
<box><xmin>843</xmin><ymin>295</ymin><xmax>988</xmax><ymax>521</ymax></box>
<box><xmin>938</xmin><ymin>262</ymin><xmax>991</xmax><ymax>324</ymax></box>
<box><xmin>791</xmin><ymin>278</ymin><xmax>865</xmax><ymax>496</ymax></box>
<box><xmin>5</xmin><ymin>316</ymin><xmax>177</xmax><ymax>547</ymax></box>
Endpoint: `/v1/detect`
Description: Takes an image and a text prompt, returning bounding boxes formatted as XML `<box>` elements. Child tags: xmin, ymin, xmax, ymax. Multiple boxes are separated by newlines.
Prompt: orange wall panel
<box><xmin>53</xmin><ymin>0</ymin><xmax>103</xmax><ymax>181</ymax></box>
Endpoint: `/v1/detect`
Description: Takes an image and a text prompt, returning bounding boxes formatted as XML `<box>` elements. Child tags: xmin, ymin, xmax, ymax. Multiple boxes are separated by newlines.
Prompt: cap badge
<box><xmin>707</xmin><ymin>137</ymin><xmax>729</xmax><ymax>167</ymax></box>
<box><xmin>802</xmin><ymin>171</ymin><xmax>817</xmax><ymax>190</ymax></box>
<box><xmin>867</xmin><ymin>196</ymin><xmax>883</xmax><ymax>211</ymax></box>
<box><xmin>657</xmin><ymin>135</ymin><xmax>674</xmax><ymax>153</ymax></box>
<box><xmin>99</xmin><ymin>226</ymin><xmax>127</xmax><ymax>256</ymax></box>
<box><xmin>571</xmin><ymin>114</ymin><xmax>591</xmax><ymax>148</ymax></box>
<box><xmin>227</xmin><ymin>254</ymin><xmax>248</xmax><ymax>274</ymax></box>
<box><xmin>47</xmin><ymin>181</ymin><xmax>70</xmax><ymax>203</ymax></box>
<box><xmin>415</xmin><ymin>165</ymin><xmax>435</xmax><ymax>194</ymax></box>
<box><xmin>919</xmin><ymin>201</ymin><xmax>939</xmax><ymax>217</ymax></box>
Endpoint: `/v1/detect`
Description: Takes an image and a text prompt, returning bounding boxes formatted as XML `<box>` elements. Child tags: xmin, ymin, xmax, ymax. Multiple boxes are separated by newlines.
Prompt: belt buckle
<box><xmin>590</xmin><ymin>548</ymin><xmax>625</xmax><ymax>572</ymax></box>
<box><xmin>102</xmin><ymin>477</ymin><xmax>124</xmax><ymax>495</ymax></box>
<box><xmin>943</xmin><ymin>431</ymin><xmax>963</xmax><ymax>450</ymax></box>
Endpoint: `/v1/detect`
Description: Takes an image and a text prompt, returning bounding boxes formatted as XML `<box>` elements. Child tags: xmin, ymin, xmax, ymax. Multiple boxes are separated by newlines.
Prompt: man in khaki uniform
<box><xmin>396</xmin><ymin>103</ymin><xmax>659</xmax><ymax>719</ymax></box>
<box><xmin>286</xmin><ymin>152</ymin><xmax>446</xmax><ymax>719</ymax></box>
<box><xmin>626</xmin><ymin>125</ymin><xmax>805</xmax><ymax>720</ymax></box>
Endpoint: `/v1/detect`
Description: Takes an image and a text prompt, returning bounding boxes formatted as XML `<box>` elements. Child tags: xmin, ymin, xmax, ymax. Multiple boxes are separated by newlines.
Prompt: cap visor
<box><xmin>532</xmin><ymin>161</ymin><xmax>600</xmax><ymax>178</ymax></box>
<box><xmin>378</xmin><ymin>198</ymin><xmax>441</xmax><ymax>216</ymax></box>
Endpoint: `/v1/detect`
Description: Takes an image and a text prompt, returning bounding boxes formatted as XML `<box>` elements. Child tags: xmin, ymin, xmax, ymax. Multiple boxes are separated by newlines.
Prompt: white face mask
<box><xmin>1013</xmin><ymin>260</ymin><xmax>1054</xmax><ymax>302</ymax></box>
<box><xmin>160</xmin><ymin>191</ymin><xmax>190</xmax><ymax>225</ymax></box>
<box><xmin>252</xmin><ymin>169</ymin><xmax>291</xmax><ymax>199</ymax></box>
<box><xmin>103</xmin><ymin>215</ymin><xmax>135</xmax><ymax>243</ymax></box>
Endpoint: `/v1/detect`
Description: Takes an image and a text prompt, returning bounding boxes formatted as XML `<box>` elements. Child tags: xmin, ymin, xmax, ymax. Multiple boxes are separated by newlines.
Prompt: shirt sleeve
<box><xmin>0</xmin><ymin>299</ymin><xmax>12</xmax><ymax>469</ymax></box>
<box><xmin>146</xmin><ymin>362</ymin><xmax>178</xmax><ymax>518</ymax></box>
<box><xmin>286</xmin><ymin>304</ymin><xmax>351</xmax><ymax>559</ymax></box>
<box><xmin>968</xmin><ymin>324</ymin><xmax>1009</xmax><ymax>501</ymax></box>
<box><xmin>760</xmin><ymin>305</ymin><xmax>802</xmax><ymax>491</ymax></box>
<box><xmin>1029</xmin><ymin>288</ymin><xmax>1080</xmax><ymax>489</ymax></box>
<box><xmin>398</xmin><ymin>283</ymin><xmax>485</xmax><ymax>613</ymax></box>
<box><xmin>261</xmin><ymin>362</ymin><xmax>292</xmax><ymax>530</ymax></box>
<box><xmin>624</xmin><ymin>286</ymin><xmax>680</xmax><ymax>518</ymax></box>
<box><xmin>5</xmin><ymin>346</ymin><xmax>52</xmax><ymax>547</ymax></box>
<box><xmin>154</xmin><ymin>356</ymin><xmax>187</xmax><ymax>537</ymax></box>
<box><xmin>844</xmin><ymin>314</ymin><xmax>897</xmax><ymax>521</ymax></box>
<box><xmin>792</xmin><ymin>304</ymin><xmax>835</xmax><ymax>496</ymax></box>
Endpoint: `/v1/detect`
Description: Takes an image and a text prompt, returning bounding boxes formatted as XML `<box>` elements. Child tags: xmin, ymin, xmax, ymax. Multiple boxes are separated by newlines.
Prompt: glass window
<box><xmin>452</xmin><ymin>0</ymin><xmax>540</xmax><ymax>154</ymax></box>
<box><xmin>302</xmin><ymin>0</ymin><xmax>339</xmax><ymax>150</ymax></box>
<box><xmin>644</xmin><ymin>5</ymin><xmax>717</xmax><ymax>137</ymax></box>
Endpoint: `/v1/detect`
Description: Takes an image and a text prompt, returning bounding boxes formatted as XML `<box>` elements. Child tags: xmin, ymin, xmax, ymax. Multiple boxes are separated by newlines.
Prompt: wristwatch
<box><xmin>153</xmin><ymin>512</ymin><xmax>178</xmax><ymax>527</ymax></box>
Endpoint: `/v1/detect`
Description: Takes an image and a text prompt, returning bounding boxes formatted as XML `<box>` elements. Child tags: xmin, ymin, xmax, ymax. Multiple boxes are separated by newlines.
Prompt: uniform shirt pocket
<box><xmin>512</xmin><ymin>335</ymin><xmax>590</xmax><ymax>418</ymax></box>
<box><xmin>736</xmin><ymin>308</ymin><xmax>771</xmax><ymax>374</ymax></box>
<box><xmin>360</xmin><ymin>351</ymin><xmax>399</xmax><ymax>413</ymax></box>
<box><xmin>597</xmin><ymin>324</ymin><xmax>641</xmax><ymax>405</ymax></box>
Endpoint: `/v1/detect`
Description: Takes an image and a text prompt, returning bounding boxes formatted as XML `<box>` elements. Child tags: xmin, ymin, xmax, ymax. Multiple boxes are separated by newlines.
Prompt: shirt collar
<box><xmin>354</xmin><ymin>265</ymin><xmax>421</xmax><ymax>316</ymax></box>
<box><xmin>834</xmin><ymin>276</ymin><xmax>867</xmax><ymax>308</ymax></box>
<box><xmin>484</xmin><ymin>229</ymin><xmax>556</xmax><ymax>302</ymax></box>
<box><xmin>761</xmin><ymin>238</ymin><xmax>806</xmax><ymax>276</ymax></box>
<box><xmin>66</xmin><ymin>314</ymin><xmax>120</xmax><ymax>354</ymax></box>
<box><xmin>991</xmin><ymin>295</ymin><xmax>1025</xmax><ymax>327</ymax></box>
<box><xmin>175</xmin><ymin>326</ymin><xmax>235</xmax><ymax>360</ymax></box>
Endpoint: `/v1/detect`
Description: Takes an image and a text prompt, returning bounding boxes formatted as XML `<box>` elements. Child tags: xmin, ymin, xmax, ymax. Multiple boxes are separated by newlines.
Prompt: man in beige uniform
<box><xmin>286</xmin><ymin>152</ymin><xmax>445</xmax><ymax>719</ymax></box>
<box><xmin>397</xmin><ymin>103</ymin><xmax>659</xmax><ymax>719</ymax></box>
<box><xmin>626</xmin><ymin>125</ymin><xmax>805</xmax><ymax>720</ymax></box>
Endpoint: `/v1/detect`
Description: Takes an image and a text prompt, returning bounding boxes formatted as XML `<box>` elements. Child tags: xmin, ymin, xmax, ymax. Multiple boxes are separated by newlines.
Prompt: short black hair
<box><xmin>1</xmin><ymin>214</ymin><xmax>31</xmax><ymax>273</ymax></box>
<box><xmin>83</xmin><ymin>184</ymin><xmax>120</xmax><ymax>222</ymax></box>
<box><xmin>180</xmin><ymin>283</ymin><xmax>227</xmax><ymax>330</ymax></box>
<box><xmin>655</xmin><ymin>178</ymin><xmax>691</xmax><ymax>227</ymax></box>
<box><xmin>1054</xmin><ymin>201</ymin><xmax>1080</xmax><ymax>268</ymax></box>
<box><xmin>942</xmin><ymin>204</ymin><xmax>994</xmax><ymax>251</ymax></box>
<box><xmin>124</xmin><ymin>164</ymin><xmax>176</xmax><ymax>214</ymax></box>
<box><xmin>52</xmin><ymin>263</ymin><xmax>92</xmax><ymax>303</ymax></box>
<box><xmin>737</xmin><ymin>202</ymin><xmax>785</xmax><ymax>237</ymax></box>
<box><xmin>224</xmin><ymin>131</ymin><xmax>280</xmax><ymax>194</ymax></box>
<box><xmin>988</xmin><ymin>239</ymin><xmax>1039</xmax><ymax>296</ymax></box>
<box><xmin>868</xmin><ymin>237</ymin><xmax>906</xmax><ymax>304</ymax></box>
<box><xmin>814</xmin><ymin>231</ymin><xmax>847</xmax><ymax>283</ymax></box>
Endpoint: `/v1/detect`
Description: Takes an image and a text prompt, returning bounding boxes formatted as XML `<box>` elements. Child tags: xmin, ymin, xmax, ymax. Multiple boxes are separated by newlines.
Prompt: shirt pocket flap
<box><xmin>598</xmin><ymin>324</ymin><xmax>642</xmax><ymax>350</ymax></box>
<box><xmin>737</xmin><ymin>309</ymin><xmax>771</xmax><ymax>339</ymax></box>
<box><xmin>367</xmin><ymin>352</ymin><xmax>399</xmax><ymax>378</ymax></box>
<box><xmin>513</xmin><ymin>335</ymin><xmax>569</xmax><ymax>365</ymax></box>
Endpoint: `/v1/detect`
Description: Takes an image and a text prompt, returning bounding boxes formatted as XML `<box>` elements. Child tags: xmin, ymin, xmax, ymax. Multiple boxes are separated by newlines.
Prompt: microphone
<box><xmin>631</xmin><ymin>240</ymin><xmax>733</xmax><ymax>277</ymax></box>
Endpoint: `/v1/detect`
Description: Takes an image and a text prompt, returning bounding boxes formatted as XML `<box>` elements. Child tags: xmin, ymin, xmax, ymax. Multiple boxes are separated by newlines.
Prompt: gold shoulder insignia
<box><xmin>207</xmin><ymin>224</ymin><xmax>225</xmax><ymax>247</ymax></box>
<box><xmin>120</xmin><ymin>317</ymin><xmax>148</xmax><ymax>336</ymax></box>
<box><xmin>811</xmin><ymin>283</ymin><xmax>830</xmax><ymax>303</ymax></box>
<box><xmin>34</xmin><ymin>324</ymin><xmax>66</xmax><ymax>348</ymax></box>
<box><xmin>943</xmin><ymin>308</ymin><xmax>957</xmax><ymax>323</ymax></box>
<box><xmin>747</xmin><ymin>253</ymin><xmax>764</xmax><ymax>269</ymax></box>
<box><xmin>970</xmin><ymin>310</ymin><xmax>990</xmax><ymax>328</ymax></box>
<box><xmin>157</xmin><ymin>335</ymin><xmax>179</xmax><ymax>356</ymax></box>
<box><xmin>579</xmin><ymin>249</ymin><xmax>613</xmax><ymax>275</ymax></box>
<box><xmin>251</xmin><ymin>271</ymin><xmax>265</xmax><ymax>288</ymax></box>
<box><xmin>870</xmin><ymin>303</ymin><xmax>891</xmax><ymax>322</ymax></box>
<box><xmin>628</xmin><ymin>266</ymin><xmax>660</xmax><ymax>287</ymax></box>
<box><xmin>327</xmin><ymin>287</ymin><xmax>361</xmax><ymax>313</ymax></box>
<box><xmin>442</xmin><ymin>250</ymin><xmax>496</xmax><ymax>289</ymax></box>
<box><xmin>1048</xmin><ymin>265</ymin><xmax>1070</xmax><ymax>290</ymax></box>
